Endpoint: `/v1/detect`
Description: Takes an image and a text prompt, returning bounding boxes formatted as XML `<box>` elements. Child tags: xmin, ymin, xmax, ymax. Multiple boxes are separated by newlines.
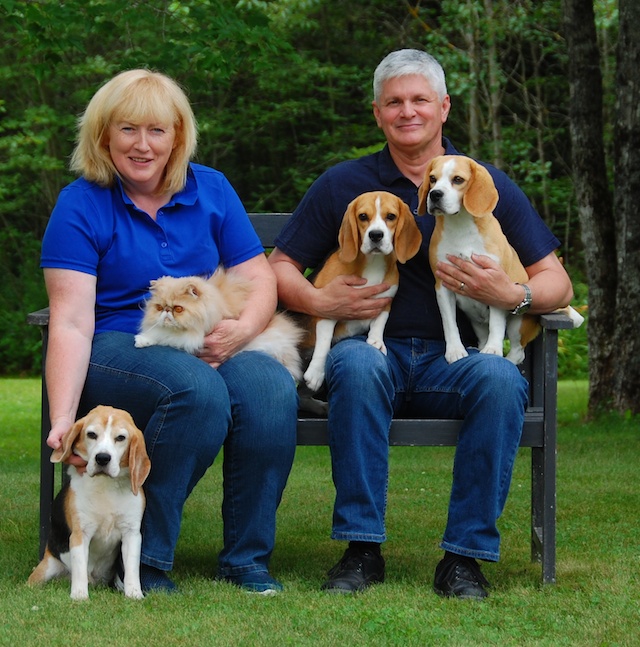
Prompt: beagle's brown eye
<box><xmin>386</xmin><ymin>213</ymin><xmax>397</xmax><ymax>221</ymax></box>
<box><xmin>429</xmin><ymin>175</ymin><xmax>436</xmax><ymax>185</ymax></box>
<box><xmin>358</xmin><ymin>213</ymin><xmax>369</xmax><ymax>222</ymax></box>
<box><xmin>87</xmin><ymin>431</ymin><xmax>98</xmax><ymax>440</ymax></box>
<box><xmin>453</xmin><ymin>175</ymin><xmax>465</xmax><ymax>185</ymax></box>
<box><xmin>174</xmin><ymin>305</ymin><xmax>184</xmax><ymax>313</ymax></box>
<box><xmin>115</xmin><ymin>435</ymin><xmax>126</xmax><ymax>442</ymax></box>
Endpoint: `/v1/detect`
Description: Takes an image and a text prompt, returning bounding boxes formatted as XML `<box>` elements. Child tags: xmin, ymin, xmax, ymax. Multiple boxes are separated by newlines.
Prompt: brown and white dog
<box><xmin>28</xmin><ymin>406</ymin><xmax>151</xmax><ymax>600</ymax></box>
<box><xmin>418</xmin><ymin>154</ymin><xmax>583</xmax><ymax>365</ymax></box>
<box><xmin>303</xmin><ymin>191</ymin><xmax>422</xmax><ymax>391</ymax></box>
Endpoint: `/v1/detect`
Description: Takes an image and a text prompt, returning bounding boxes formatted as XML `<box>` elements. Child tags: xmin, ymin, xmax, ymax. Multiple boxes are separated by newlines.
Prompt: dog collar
<box><xmin>511</xmin><ymin>283</ymin><xmax>532</xmax><ymax>315</ymax></box>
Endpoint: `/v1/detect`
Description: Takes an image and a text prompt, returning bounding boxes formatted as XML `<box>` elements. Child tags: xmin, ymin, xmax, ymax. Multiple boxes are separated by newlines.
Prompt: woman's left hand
<box><xmin>198</xmin><ymin>319</ymin><xmax>250</xmax><ymax>368</ymax></box>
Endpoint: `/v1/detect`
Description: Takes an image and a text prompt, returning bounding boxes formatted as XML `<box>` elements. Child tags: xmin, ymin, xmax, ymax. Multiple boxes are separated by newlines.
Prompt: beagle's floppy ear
<box><xmin>417</xmin><ymin>158</ymin><xmax>438</xmax><ymax>216</ymax></box>
<box><xmin>50</xmin><ymin>417</ymin><xmax>86</xmax><ymax>464</ymax></box>
<box><xmin>125</xmin><ymin>425</ymin><xmax>151</xmax><ymax>496</ymax></box>
<box><xmin>394</xmin><ymin>199</ymin><xmax>423</xmax><ymax>264</ymax></box>
<box><xmin>337</xmin><ymin>198</ymin><xmax>361</xmax><ymax>264</ymax></box>
<box><xmin>128</xmin><ymin>433</ymin><xmax>151</xmax><ymax>496</ymax></box>
<box><xmin>462</xmin><ymin>160</ymin><xmax>499</xmax><ymax>216</ymax></box>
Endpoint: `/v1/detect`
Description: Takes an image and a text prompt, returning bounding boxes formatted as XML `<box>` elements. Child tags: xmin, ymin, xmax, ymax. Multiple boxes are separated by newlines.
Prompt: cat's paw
<box><xmin>134</xmin><ymin>334</ymin><xmax>151</xmax><ymax>348</ymax></box>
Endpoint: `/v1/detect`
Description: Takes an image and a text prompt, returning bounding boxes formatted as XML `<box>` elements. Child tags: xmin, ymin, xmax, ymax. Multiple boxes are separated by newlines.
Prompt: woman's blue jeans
<box><xmin>79</xmin><ymin>332</ymin><xmax>298</xmax><ymax>575</ymax></box>
<box><xmin>325</xmin><ymin>336</ymin><xmax>528</xmax><ymax>562</ymax></box>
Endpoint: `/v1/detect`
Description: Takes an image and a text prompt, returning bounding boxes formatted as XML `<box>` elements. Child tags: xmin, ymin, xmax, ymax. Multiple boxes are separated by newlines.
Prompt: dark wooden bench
<box><xmin>28</xmin><ymin>212</ymin><xmax>573</xmax><ymax>584</ymax></box>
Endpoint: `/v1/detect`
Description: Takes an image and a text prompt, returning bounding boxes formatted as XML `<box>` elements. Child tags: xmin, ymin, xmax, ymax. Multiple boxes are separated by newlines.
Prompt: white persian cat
<box><xmin>134</xmin><ymin>269</ymin><xmax>304</xmax><ymax>381</ymax></box>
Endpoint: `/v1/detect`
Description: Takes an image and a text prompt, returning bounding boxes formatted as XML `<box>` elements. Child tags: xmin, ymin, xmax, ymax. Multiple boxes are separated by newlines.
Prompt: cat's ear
<box><xmin>186</xmin><ymin>283</ymin><xmax>201</xmax><ymax>298</ymax></box>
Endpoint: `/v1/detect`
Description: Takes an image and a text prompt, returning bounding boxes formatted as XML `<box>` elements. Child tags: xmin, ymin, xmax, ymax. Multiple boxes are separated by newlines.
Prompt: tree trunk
<box><xmin>484</xmin><ymin>0</ymin><xmax>502</xmax><ymax>167</ymax></box>
<box><xmin>562</xmin><ymin>0</ymin><xmax>618</xmax><ymax>415</ymax></box>
<box><xmin>612</xmin><ymin>0</ymin><xmax>640</xmax><ymax>414</ymax></box>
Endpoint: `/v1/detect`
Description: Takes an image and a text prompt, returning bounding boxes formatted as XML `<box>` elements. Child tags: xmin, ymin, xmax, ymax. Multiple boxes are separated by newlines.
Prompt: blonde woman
<box><xmin>41</xmin><ymin>70</ymin><xmax>297</xmax><ymax>595</ymax></box>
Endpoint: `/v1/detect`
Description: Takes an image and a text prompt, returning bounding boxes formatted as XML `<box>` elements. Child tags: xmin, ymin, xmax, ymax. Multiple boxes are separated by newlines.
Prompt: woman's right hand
<box><xmin>47</xmin><ymin>418</ymin><xmax>87</xmax><ymax>469</ymax></box>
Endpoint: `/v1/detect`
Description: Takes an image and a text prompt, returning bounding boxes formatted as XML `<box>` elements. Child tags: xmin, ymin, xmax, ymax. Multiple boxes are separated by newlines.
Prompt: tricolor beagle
<box><xmin>303</xmin><ymin>191</ymin><xmax>422</xmax><ymax>391</ymax></box>
<box><xmin>418</xmin><ymin>154</ymin><xmax>583</xmax><ymax>364</ymax></box>
<box><xmin>28</xmin><ymin>406</ymin><xmax>151</xmax><ymax>600</ymax></box>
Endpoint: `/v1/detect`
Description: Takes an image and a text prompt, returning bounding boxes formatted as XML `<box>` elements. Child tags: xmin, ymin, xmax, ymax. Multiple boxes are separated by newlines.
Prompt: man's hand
<box><xmin>436</xmin><ymin>253</ymin><xmax>523</xmax><ymax>310</ymax></box>
<box><xmin>315</xmin><ymin>275</ymin><xmax>393</xmax><ymax>320</ymax></box>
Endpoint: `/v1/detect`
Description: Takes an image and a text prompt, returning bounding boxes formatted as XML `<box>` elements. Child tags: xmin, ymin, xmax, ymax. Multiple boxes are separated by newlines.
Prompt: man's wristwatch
<box><xmin>511</xmin><ymin>283</ymin><xmax>532</xmax><ymax>315</ymax></box>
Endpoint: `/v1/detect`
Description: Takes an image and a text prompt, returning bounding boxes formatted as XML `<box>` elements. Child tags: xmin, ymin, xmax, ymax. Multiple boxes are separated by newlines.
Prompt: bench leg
<box><xmin>38</xmin><ymin>328</ymin><xmax>53</xmax><ymax>558</ymax></box>
<box><xmin>531</xmin><ymin>446</ymin><xmax>556</xmax><ymax>583</ymax></box>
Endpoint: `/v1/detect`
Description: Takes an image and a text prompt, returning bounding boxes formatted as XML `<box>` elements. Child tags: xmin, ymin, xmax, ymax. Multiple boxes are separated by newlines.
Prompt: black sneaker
<box><xmin>321</xmin><ymin>546</ymin><xmax>385</xmax><ymax>593</ymax></box>
<box><xmin>433</xmin><ymin>554</ymin><xmax>490</xmax><ymax>600</ymax></box>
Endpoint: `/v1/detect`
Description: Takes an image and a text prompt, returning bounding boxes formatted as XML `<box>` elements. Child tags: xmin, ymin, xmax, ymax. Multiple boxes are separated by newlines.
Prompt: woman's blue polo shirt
<box><xmin>41</xmin><ymin>163</ymin><xmax>264</xmax><ymax>335</ymax></box>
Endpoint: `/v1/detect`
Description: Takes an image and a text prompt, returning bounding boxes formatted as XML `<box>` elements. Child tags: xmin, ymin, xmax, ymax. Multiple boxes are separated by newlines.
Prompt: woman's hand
<box><xmin>199</xmin><ymin>319</ymin><xmax>252</xmax><ymax>368</ymax></box>
<box><xmin>47</xmin><ymin>418</ymin><xmax>87</xmax><ymax>470</ymax></box>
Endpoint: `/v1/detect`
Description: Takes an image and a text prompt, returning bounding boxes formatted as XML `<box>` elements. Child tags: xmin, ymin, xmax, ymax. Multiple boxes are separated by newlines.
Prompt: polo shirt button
<box><xmin>161</xmin><ymin>242</ymin><xmax>168</xmax><ymax>248</ymax></box>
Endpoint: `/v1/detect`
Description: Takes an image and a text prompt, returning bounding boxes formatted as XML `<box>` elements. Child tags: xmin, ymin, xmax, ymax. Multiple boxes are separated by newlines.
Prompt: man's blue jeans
<box><xmin>79</xmin><ymin>332</ymin><xmax>298</xmax><ymax>575</ymax></box>
<box><xmin>324</xmin><ymin>336</ymin><xmax>527</xmax><ymax>562</ymax></box>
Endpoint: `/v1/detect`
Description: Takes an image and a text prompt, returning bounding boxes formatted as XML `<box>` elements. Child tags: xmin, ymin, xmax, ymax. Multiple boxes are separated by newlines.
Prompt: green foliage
<box><xmin>0</xmin><ymin>229</ymin><xmax>46</xmax><ymax>374</ymax></box>
<box><xmin>557</xmin><ymin>281</ymin><xmax>589</xmax><ymax>380</ymax></box>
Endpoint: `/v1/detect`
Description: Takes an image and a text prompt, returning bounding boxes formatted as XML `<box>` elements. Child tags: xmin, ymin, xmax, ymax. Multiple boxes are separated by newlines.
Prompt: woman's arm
<box><xmin>44</xmin><ymin>268</ymin><xmax>96</xmax><ymax>454</ymax></box>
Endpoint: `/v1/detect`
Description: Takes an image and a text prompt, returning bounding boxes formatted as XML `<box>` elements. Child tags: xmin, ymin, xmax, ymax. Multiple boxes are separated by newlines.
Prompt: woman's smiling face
<box><xmin>107</xmin><ymin>120</ymin><xmax>176</xmax><ymax>195</ymax></box>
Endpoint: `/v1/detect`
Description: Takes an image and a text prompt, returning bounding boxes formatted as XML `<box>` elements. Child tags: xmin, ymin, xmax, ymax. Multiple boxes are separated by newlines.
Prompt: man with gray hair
<box><xmin>269</xmin><ymin>49</ymin><xmax>574</xmax><ymax>599</ymax></box>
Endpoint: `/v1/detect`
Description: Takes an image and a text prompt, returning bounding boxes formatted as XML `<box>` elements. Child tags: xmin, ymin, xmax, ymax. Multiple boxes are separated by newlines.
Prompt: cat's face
<box><xmin>142</xmin><ymin>275</ymin><xmax>212</xmax><ymax>332</ymax></box>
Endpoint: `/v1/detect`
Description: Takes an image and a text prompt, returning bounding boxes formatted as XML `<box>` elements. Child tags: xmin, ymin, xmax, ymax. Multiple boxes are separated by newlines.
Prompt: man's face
<box><xmin>372</xmin><ymin>74</ymin><xmax>450</xmax><ymax>154</ymax></box>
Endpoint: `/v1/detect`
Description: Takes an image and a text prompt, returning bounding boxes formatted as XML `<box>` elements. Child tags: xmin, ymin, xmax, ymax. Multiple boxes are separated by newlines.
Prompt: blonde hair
<box><xmin>70</xmin><ymin>69</ymin><xmax>197</xmax><ymax>195</ymax></box>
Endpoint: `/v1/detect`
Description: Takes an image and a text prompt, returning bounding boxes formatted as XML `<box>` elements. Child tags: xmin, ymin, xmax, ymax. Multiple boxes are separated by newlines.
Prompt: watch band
<box><xmin>511</xmin><ymin>283</ymin><xmax>532</xmax><ymax>315</ymax></box>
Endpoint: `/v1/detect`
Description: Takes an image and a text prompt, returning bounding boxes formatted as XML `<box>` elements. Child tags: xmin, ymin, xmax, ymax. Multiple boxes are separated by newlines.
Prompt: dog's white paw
<box><xmin>125</xmin><ymin>586</ymin><xmax>144</xmax><ymax>600</ymax></box>
<box><xmin>304</xmin><ymin>364</ymin><xmax>325</xmax><ymax>392</ymax></box>
<box><xmin>506</xmin><ymin>346</ymin><xmax>525</xmax><ymax>365</ymax></box>
<box><xmin>366</xmin><ymin>335</ymin><xmax>387</xmax><ymax>355</ymax></box>
<box><xmin>445</xmin><ymin>344</ymin><xmax>468</xmax><ymax>364</ymax></box>
<box><xmin>70</xmin><ymin>587</ymin><xmax>89</xmax><ymax>601</ymax></box>
<box><xmin>480</xmin><ymin>344</ymin><xmax>503</xmax><ymax>357</ymax></box>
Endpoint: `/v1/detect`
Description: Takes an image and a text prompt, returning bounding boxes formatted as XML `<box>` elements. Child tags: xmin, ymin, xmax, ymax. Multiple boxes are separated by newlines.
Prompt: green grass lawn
<box><xmin>1</xmin><ymin>378</ymin><xmax>638</xmax><ymax>646</ymax></box>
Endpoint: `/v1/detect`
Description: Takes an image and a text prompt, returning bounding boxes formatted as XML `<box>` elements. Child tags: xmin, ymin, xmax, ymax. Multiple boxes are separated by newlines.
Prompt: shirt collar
<box><xmin>377</xmin><ymin>137</ymin><xmax>460</xmax><ymax>186</ymax></box>
<box><xmin>115</xmin><ymin>164</ymin><xmax>199</xmax><ymax>209</ymax></box>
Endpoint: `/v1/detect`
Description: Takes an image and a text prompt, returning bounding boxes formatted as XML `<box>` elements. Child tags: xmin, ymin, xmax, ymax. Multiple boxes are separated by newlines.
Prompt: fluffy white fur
<box><xmin>135</xmin><ymin>269</ymin><xmax>304</xmax><ymax>381</ymax></box>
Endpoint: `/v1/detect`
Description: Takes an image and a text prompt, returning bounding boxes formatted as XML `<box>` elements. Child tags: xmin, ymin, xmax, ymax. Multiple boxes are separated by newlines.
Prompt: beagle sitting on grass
<box><xmin>28</xmin><ymin>406</ymin><xmax>150</xmax><ymax>600</ymax></box>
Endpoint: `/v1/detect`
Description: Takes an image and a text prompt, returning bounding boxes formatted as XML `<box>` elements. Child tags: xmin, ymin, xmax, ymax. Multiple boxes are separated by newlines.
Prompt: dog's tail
<box><xmin>556</xmin><ymin>305</ymin><xmax>585</xmax><ymax>328</ymax></box>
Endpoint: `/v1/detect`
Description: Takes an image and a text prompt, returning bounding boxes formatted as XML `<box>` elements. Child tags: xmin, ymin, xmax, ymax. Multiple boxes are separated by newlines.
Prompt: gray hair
<box><xmin>373</xmin><ymin>49</ymin><xmax>447</xmax><ymax>103</ymax></box>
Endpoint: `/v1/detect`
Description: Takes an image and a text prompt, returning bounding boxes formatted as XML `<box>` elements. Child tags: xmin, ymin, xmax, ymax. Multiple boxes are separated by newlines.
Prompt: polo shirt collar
<box><xmin>115</xmin><ymin>163</ymin><xmax>199</xmax><ymax>209</ymax></box>
<box><xmin>377</xmin><ymin>137</ymin><xmax>459</xmax><ymax>186</ymax></box>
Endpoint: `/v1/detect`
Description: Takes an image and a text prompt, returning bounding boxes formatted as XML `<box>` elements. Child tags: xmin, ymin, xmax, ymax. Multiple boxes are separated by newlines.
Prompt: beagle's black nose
<box><xmin>369</xmin><ymin>230</ymin><xmax>384</xmax><ymax>243</ymax></box>
<box><xmin>95</xmin><ymin>452</ymin><xmax>111</xmax><ymax>466</ymax></box>
<box><xmin>429</xmin><ymin>189</ymin><xmax>444</xmax><ymax>203</ymax></box>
